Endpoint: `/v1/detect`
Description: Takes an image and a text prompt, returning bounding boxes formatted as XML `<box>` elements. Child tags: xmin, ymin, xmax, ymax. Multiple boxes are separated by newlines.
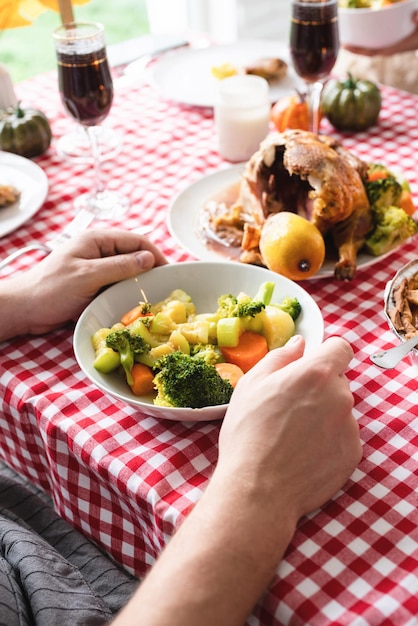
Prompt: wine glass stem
<box><xmin>87</xmin><ymin>126</ymin><xmax>105</xmax><ymax>195</ymax></box>
<box><xmin>306</xmin><ymin>81</ymin><xmax>324</xmax><ymax>134</ymax></box>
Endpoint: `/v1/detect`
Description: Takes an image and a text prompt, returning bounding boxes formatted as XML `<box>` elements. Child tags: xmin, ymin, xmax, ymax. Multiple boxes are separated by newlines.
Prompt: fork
<box><xmin>0</xmin><ymin>212</ymin><xmax>153</xmax><ymax>272</ymax></box>
<box><xmin>0</xmin><ymin>209</ymin><xmax>95</xmax><ymax>271</ymax></box>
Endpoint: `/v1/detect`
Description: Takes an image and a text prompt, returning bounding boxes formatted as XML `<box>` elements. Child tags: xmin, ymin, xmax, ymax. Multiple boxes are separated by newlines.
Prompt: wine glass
<box><xmin>53</xmin><ymin>21</ymin><xmax>129</xmax><ymax>219</ymax></box>
<box><xmin>56</xmin><ymin>122</ymin><xmax>122</xmax><ymax>165</ymax></box>
<box><xmin>289</xmin><ymin>0</ymin><xmax>339</xmax><ymax>134</ymax></box>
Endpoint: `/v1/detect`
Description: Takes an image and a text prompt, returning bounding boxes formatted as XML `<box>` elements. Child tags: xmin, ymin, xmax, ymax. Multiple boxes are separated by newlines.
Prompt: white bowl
<box><xmin>384</xmin><ymin>258</ymin><xmax>418</xmax><ymax>368</ymax></box>
<box><xmin>73</xmin><ymin>261</ymin><xmax>324</xmax><ymax>422</ymax></box>
<box><xmin>339</xmin><ymin>0</ymin><xmax>417</xmax><ymax>49</ymax></box>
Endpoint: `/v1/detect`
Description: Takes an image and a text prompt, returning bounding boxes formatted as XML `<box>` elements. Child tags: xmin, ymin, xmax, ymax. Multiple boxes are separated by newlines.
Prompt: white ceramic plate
<box><xmin>148</xmin><ymin>40</ymin><xmax>304</xmax><ymax>107</ymax></box>
<box><xmin>167</xmin><ymin>164</ymin><xmax>399</xmax><ymax>279</ymax></box>
<box><xmin>74</xmin><ymin>261</ymin><xmax>324</xmax><ymax>422</ymax></box>
<box><xmin>0</xmin><ymin>151</ymin><xmax>48</xmax><ymax>238</ymax></box>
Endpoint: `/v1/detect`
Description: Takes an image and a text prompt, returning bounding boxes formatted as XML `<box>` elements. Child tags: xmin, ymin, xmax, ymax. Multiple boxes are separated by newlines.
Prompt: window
<box><xmin>0</xmin><ymin>0</ymin><xmax>149</xmax><ymax>82</ymax></box>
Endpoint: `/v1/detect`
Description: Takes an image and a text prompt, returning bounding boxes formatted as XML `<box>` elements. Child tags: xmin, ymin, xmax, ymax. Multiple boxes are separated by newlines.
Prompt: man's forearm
<box><xmin>0</xmin><ymin>278</ymin><xmax>29</xmax><ymax>342</ymax></box>
<box><xmin>111</xmin><ymin>470</ymin><xmax>297</xmax><ymax>626</ymax></box>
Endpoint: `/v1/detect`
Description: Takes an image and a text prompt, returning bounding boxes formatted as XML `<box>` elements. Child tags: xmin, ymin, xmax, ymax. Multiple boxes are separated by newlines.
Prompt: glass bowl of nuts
<box><xmin>384</xmin><ymin>259</ymin><xmax>418</xmax><ymax>368</ymax></box>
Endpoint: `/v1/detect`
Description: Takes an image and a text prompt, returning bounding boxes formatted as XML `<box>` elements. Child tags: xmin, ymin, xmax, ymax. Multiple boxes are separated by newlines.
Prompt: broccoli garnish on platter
<box><xmin>106</xmin><ymin>328</ymin><xmax>151</xmax><ymax>386</ymax></box>
<box><xmin>364</xmin><ymin>205</ymin><xmax>418</xmax><ymax>257</ymax></box>
<box><xmin>365</xmin><ymin>176</ymin><xmax>402</xmax><ymax>209</ymax></box>
<box><xmin>153</xmin><ymin>351</ymin><xmax>233</xmax><ymax>408</ymax></box>
<box><xmin>275</xmin><ymin>297</ymin><xmax>302</xmax><ymax>321</ymax></box>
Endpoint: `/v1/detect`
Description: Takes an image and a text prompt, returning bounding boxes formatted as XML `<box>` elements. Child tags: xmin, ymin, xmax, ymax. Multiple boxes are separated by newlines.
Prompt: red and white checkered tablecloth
<box><xmin>1</xmin><ymin>67</ymin><xmax>418</xmax><ymax>625</ymax></box>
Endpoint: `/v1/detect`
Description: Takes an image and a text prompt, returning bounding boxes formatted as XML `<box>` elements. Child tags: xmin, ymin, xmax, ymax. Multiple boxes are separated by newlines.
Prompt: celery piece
<box><xmin>217</xmin><ymin>317</ymin><xmax>241</xmax><ymax>347</ymax></box>
<box><xmin>92</xmin><ymin>328</ymin><xmax>120</xmax><ymax>374</ymax></box>
<box><xmin>253</xmin><ymin>281</ymin><xmax>275</xmax><ymax>306</ymax></box>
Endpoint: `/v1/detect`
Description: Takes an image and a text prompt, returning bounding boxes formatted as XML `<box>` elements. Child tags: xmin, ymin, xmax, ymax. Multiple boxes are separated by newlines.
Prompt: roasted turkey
<box><xmin>236</xmin><ymin>130</ymin><xmax>373</xmax><ymax>280</ymax></box>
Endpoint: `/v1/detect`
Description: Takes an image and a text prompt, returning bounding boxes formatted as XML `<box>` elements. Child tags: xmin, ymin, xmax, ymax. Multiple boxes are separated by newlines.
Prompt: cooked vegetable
<box><xmin>216</xmin><ymin>293</ymin><xmax>266</xmax><ymax>319</ymax></box>
<box><xmin>121</xmin><ymin>302</ymin><xmax>152</xmax><ymax>326</ymax></box>
<box><xmin>215</xmin><ymin>281</ymin><xmax>276</xmax><ymax>346</ymax></box>
<box><xmin>220</xmin><ymin>331</ymin><xmax>269</xmax><ymax>373</ymax></box>
<box><xmin>0</xmin><ymin>102</ymin><xmax>52</xmax><ymax>158</ymax></box>
<box><xmin>214</xmin><ymin>362</ymin><xmax>244</xmax><ymax>388</ymax></box>
<box><xmin>217</xmin><ymin>317</ymin><xmax>242</xmax><ymax>347</ymax></box>
<box><xmin>365</xmin><ymin>163</ymin><xmax>416</xmax><ymax>216</ymax></box>
<box><xmin>105</xmin><ymin>328</ymin><xmax>151</xmax><ymax>386</ymax></box>
<box><xmin>153</xmin><ymin>351</ymin><xmax>234</xmax><ymax>408</ymax></box>
<box><xmin>93</xmin><ymin>282</ymin><xmax>302</xmax><ymax>408</ymax></box>
<box><xmin>190</xmin><ymin>343</ymin><xmax>224</xmax><ymax>365</ymax></box>
<box><xmin>366</xmin><ymin>163</ymin><xmax>392</xmax><ymax>182</ymax></box>
<box><xmin>92</xmin><ymin>327</ymin><xmax>121</xmax><ymax>374</ymax></box>
<box><xmin>258</xmin><ymin>306</ymin><xmax>295</xmax><ymax>350</ymax></box>
<box><xmin>321</xmin><ymin>74</ymin><xmax>382</xmax><ymax>131</ymax></box>
<box><xmin>129</xmin><ymin>363</ymin><xmax>155</xmax><ymax>396</ymax></box>
<box><xmin>339</xmin><ymin>0</ymin><xmax>401</xmax><ymax>7</ymax></box>
<box><xmin>151</xmin><ymin>289</ymin><xmax>196</xmax><ymax>318</ymax></box>
<box><xmin>365</xmin><ymin>176</ymin><xmax>402</xmax><ymax>210</ymax></box>
<box><xmin>274</xmin><ymin>297</ymin><xmax>302</xmax><ymax>321</ymax></box>
<box><xmin>364</xmin><ymin>205</ymin><xmax>418</xmax><ymax>256</ymax></box>
<box><xmin>399</xmin><ymin>189</ymin><xmax>416</xmax><ymax>216</ymax></box>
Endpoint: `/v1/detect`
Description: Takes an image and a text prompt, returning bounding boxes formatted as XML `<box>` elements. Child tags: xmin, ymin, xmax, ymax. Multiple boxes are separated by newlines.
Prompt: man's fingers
<box><xmin>310</xmin><ymin>336</ymin><xmax>354</xmax><ymax>376</ymax></box>
<box><xmin>242</xmin><ymin>335</ymin><xmax>306</xmax><ymax>381</ymax></box>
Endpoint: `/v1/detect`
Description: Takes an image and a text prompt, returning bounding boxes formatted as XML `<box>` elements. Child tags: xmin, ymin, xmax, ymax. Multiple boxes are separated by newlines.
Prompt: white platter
<box><xmin>167</xmin><ymin>164</ymin><xmax>399</xmax><ymax>279</ymax></box>
<box><xmin>148</xmin><ymin>40</ymin><xmax>304</xmax><ymax>107</ymax></box>
<box><xmin>0</xmin><ymin>151</ymin><xmax>48</xmax><ymax>238</ymax></box>
<box><xmin>74</xmin><ymin>261</ymin><xmax>324</xmax><ymax>422</ymax></box>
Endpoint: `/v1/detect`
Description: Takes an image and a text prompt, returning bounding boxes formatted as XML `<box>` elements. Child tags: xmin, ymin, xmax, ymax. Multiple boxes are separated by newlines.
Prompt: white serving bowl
<box><xmin>339</xmin><ymin>0</ymin><xmax>417</xmax><ymax>49</ymax></box>
<box><xmin>73</xmin><ymin>261</ymin><xmax>324</xmax><ymax>422</ymax></box>
<box><xmin>384</xmin><ymin>258</ymin><xmax>418</xmax><ymax>368</ymax></box>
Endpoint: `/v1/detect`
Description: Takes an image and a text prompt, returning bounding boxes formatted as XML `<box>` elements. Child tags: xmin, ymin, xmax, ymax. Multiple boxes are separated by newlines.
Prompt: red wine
<box><xmin>290</xmin><ymin>1</ymin><xmax>339</xmax><ymax>82</ymax></box>
<box><xmin>57</xmin><ymin>47</ymin><xmax>113</xmax><ymax>126</ymax></box>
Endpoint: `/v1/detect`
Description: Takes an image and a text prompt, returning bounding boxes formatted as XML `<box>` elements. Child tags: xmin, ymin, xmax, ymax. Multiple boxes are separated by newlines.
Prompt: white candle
<box><xmin>214</xmin><ymin>75</ymin><xmax>270</xmax><ymax>162</ymax></box>
<box><xmin>0</xmin><ymin>64</ymin><xmax>18</xmax><ymax>111</ymax></box>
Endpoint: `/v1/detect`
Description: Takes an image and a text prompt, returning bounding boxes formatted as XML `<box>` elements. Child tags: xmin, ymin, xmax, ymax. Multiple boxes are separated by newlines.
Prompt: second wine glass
<box><xmin>290</xmin><ymin>0</ymin><xmax>339</xmax><ymax>134</ymax></box>
<box><xmin>53</xmin><ymin>21</ymin><xmax>129</xmax><ymax>219</ymax></box>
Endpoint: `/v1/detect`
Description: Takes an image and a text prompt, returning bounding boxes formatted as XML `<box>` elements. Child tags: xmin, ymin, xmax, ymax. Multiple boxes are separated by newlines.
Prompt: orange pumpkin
<box><xmin>270</xmin><ymin>91</ymin><xmax>320</xmax><ymax>132</ymax></box>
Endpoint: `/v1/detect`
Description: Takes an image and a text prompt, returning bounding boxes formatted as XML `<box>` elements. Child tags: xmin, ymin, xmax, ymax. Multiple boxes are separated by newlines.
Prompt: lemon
<box><xmin>211</xmin><ymin>63</ymin><xmax>238</xmax><ymax>80</ymax></box>
<box><xmin>259</xmin><ymin>212</ymin><xmax>326</xmax><ymax>281</ymax></box>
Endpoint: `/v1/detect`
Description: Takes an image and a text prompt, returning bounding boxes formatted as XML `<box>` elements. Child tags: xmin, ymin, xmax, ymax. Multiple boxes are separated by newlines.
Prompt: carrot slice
<box><xmin>399</xmin><ymin>189</ymin><xmax>416</xmax><ymax>216</ymax></box>
<box><xmin>215</xmin><ymin>362</ymin><xmax>245</xmax><ymax>388</ymax></box>
<box><xmin>220</xmin><ymin>331</ymin><xmax>268</xmax><ymax>373</ymax></box>
<box><xmin>367</xmin><ymin>170</ymin><xmax>389</xmax><ymax>182</ymax></box>
<box><xmin>121</xmin><ymin>305</ymin><xmax>151</xmax><ymax>326</ymax></box>
<box><xmin>129</xmin><ymin>363</ymin><xmax>155</xmax><ymax>396</ymax></box>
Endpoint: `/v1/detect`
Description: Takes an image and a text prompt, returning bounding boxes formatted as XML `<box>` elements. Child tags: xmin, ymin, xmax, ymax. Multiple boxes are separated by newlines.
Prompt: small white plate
<box><xmin>167</xmin><ymin>164</ymin><xmax>399</xmax><ymax>279</ymax></box>
<box><xmin>149</xmin><ymin>40</ymin><xmax>304</xmax><ymax>107</ymax></box>
<box><xmin>0</xmin><ymin>151</ymin><xmax>48</xmax><ymax>238</ymax></box>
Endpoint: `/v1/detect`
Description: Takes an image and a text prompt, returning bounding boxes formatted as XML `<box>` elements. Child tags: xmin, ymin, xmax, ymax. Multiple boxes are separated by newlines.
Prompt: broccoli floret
<box><xmin>364</xmin><ymin>205</ymin><xmax>418</xmax><ymax>257</ymax></box>
<box><xmin>153</xmin><ymin>351</ymin><xmax>233</xmax><ymax>408</ymax></box>
<box><xmin>367</xmin><ymin>162</ymin><xmax>391</xmax><ymax>178</ymax></box>
<box><xmin>276</xmin><ymin>297</ymin><xmax>302</xmax><ymax>321</ymax></box>
<box><xmin>216</xmin><ymin>282</ymin><xmax>275</xmax><ymax>319</ymax></box>
<box><xmin>106</xmin><ymin>329</ymin><xmax>151</xmax><ymax>385</ymax></box>
<box><xmin>216</xmin><ymin>294</ymin><xmax>264</xmax><ymax>318</ymax></box>
<box><xmin>190</xmin><ymin>343</ymin><xmax>224</xmax><ymax>365</ymax></box>
<box><xmin>365</xmin><ymin>176</ymin><xmax>402</xmax><ymax>209</ymax></box>
<box><xmin>344</xmin><ymin>0</ymin><xmax>371</xmax><ymax>7</ymax></box>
